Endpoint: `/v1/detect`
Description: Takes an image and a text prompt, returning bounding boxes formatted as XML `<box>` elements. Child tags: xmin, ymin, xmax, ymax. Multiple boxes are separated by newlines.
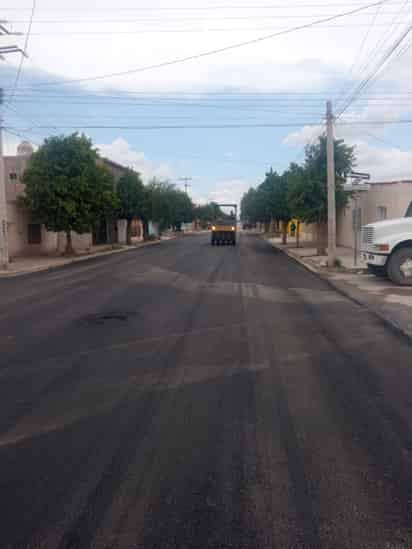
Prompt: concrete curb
<box><xmin>268</xmin><ymin>239</ymin><xmax>412</xmax><ymax>346</ymax></box>
<box><xmin>0</xmin><ymin>237</ymin><xmax>176</xmax><ymax>279</ymax></box>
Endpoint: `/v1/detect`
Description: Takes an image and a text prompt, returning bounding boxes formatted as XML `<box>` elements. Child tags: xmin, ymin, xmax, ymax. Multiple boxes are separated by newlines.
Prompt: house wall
<box><xmin>57</xmin><ymin>231</ymin><xmax>93</xmax><ymax>254</ymax></box>
<box><xmin>7</xmin><ymin>202</ymin><xmax>58</xmax><ymax>258</ymax></box>
<box><xmin>337</xmin><ymin>181</ymin><xmax>412</xmax><ymax>248</ymax></box>
<box><xmin>4</xmin><ymin>150</ymin><xmax>141</xmax><ymax>257</ymax></box>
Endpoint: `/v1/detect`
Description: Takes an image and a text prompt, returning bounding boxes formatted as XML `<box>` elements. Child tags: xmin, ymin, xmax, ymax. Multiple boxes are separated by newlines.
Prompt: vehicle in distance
<box><xmin>361</xmin><ymin>200</ymin><xmax>412</xmax><ymax>285</ymax></box>
<box><xmin>211</xmin><ymin>220</ymin><xmax>236</xmax><ymax>246</ymax></box>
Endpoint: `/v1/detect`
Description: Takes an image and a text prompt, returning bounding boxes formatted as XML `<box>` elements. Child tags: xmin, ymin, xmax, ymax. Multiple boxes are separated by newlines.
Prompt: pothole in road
<box><xmin>80</xmin><ymin>311</ymin><xmax>138</xmax><ymax>325</ymax></box>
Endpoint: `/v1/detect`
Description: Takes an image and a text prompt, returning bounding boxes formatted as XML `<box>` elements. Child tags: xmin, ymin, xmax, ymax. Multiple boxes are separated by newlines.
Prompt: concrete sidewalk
<box><xmin>267</xmin><ymin>236</ymin><xmax>367</xmax><ymax>272</ymax></box>
<box><xmin>267</xmin><ymin>235</ymin><xmax>412</xmax><ymax>341</ymax></box>
<box><xmin>0</xmin><ymin>237</ymin><xmax>175</xmax><ymax>278</ymax></box>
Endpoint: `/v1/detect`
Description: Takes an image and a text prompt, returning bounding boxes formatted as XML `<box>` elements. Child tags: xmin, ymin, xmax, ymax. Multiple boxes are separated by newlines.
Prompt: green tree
<box><xmin>194</xmin><ymin>202</ymin><xmax>226</xmax><ymax>228</ymax></box>
<box><xmin>117</xmin><ymin>169</ymin><xmax>145</xmax><ymax>244</ymax></box>
<box><xmin>288</xmin><ymin>136</ymin><xmax>355</xmax><ymax>254</ymax></box>
<box><xmin>261</xmin><ymin>169</ymin><xmax>292</xmax><ymax>242</ymax></box>
<box><xmin>168</xmin><ymin>188</ymin><xmax>194</xmax><ymax>230</ymax></box>
<box><xmin>143</xmin><ymin>179</ymin><xmax>194</xmax><ymax>236</ymax></box>
<box><xmin>241</xmin><ymin>187</ymin><xmax>265</xmax><ymax>225</ymax></box>
<box><xmin>22</xmin><ymin>134</ymin><xmax>118</xmax><ymax>255</ymax></box>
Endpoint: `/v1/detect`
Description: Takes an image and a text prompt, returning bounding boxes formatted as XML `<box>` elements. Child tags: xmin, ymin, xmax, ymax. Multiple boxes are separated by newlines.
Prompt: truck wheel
<box><xmin>367</xmin><ymin>264</ymin><xmax>387</xmax><ymax>277</ymax></box>
<box><xmin>387</xmin><ymin>247</ymin><xmax>412</xmax><ymax>286</ymax></box>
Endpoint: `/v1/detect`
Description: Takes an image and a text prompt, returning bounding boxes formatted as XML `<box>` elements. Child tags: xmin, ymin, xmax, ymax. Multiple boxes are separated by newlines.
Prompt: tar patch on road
<box><xmin>80</xmin><ymin>311</ymin><xmax>138</xmax><ymax>325</ymax></box>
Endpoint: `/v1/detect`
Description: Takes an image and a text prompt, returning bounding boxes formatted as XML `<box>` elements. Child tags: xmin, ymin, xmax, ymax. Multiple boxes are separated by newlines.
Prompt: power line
<box><xmin>2</xmin><ymin>2</ymin><xmax>409</xmax><ymax>11</ymax></box>
<box><xmin>7</xmin><ymin>0</ymin><xmax>36</xmax><ymax>105</ymax></box>
<box><xmin>3</xmin><ymin>127</ymin><xmax>40</xmax><ymax>147</ymax></box>
<box><xmin>363</xmin><ymin>129</ymin><xmax>403</xmax><ymax>147</ymax></box>
<box><xmin>20</xmin><ymin>0</ymin><xmax>393</xmax><ymax>88</ymax></box>
<box><xmin>357</xmin><ymin>0</ymin><xmax>412</xmax><ymax>75</ymax></box>
<box><xmin>337</xmin><ymin>21</ymin><xmax>412</xmax><ymax>117</ymax></box>
<box><xmin>335</xmin><ymin>0</ymin><xmax>411</xmax><ymax>113</ymax></box>
<box><xmin>8</xmin><ymin>119</ymin><xmax>412</xmax><ymax>131</ymax></box>
<box><xmin>3</xmin><ymin>102</ymin><xmax>59</xmax><ymax>131</ymax></box>
<box><xmin>7</xmin><ymin>11</ymin><xmax>405</xmax><ymax>23</ymax></box>
<box><xmin>4</xmin><ymin>87</ymin><xmax>412</xmax><ymax>96</ymax></box>
<box><xmin>20</xmin><ymin>23</ymin><xmax>409</xmax><ymax>36</ymax></box>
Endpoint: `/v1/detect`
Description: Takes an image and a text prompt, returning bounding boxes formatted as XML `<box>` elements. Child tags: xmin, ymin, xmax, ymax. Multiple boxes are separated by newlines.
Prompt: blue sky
<box><xmin>2</xmin><ymin>0</ymin><xmax>412</xmax><ymax>206</ymax></box>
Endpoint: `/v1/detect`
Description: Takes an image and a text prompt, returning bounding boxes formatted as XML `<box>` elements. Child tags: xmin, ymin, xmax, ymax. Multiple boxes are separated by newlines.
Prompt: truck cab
<box><xmin>361</xmin><ymin>201</ymin><xmax>412</xmax><ymax>285</ymax></box>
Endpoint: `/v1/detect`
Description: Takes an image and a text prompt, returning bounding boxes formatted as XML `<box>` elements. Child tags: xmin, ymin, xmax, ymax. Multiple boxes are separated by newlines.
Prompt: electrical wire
<box><xmin>337</xmin><ymin>21</ymin><xmax>412</xmax><ymax>117</ymax></box>
<box><xmin>334</xmin><ymin>0</ymin><xmax>411</xmax><ymax>113</ymax></box>
<box><xmin>2</xmin><ymin>2</ymin><xmax>408</xmax><ymax>11</ymax></box>
<box><xmin>7</xmin><ymin>0</ymin><xmax>36</xmax><ymax>106</ymax></box>
<box><xmin>20</xmin><ymin>0</ymin><xmax>392</xmax><ymax>89</ymax></box>
<box><xmin>21</xmin><ymin>23</ymin><xmax>408</xmax><ymax>36</ymax></box>
<box><xmin>3</xmin><ymin>127</ymin><xmax>41</xmax><ymax>147</ymax></box>
<box><xmin>8</xmin><ymin>119</ymin><xmax>412</xmax><ymax>131</ymax></box>
<box><xmin>7</xmin><ymin>11</ymin><xmax>405</xmax><ymax>23</ymax></box>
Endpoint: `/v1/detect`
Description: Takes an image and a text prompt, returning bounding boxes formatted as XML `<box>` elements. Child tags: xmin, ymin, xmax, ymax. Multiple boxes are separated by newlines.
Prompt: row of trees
<box><xmin>22</xmin><ymin>133</ymin><xmax>201</xmax><ymax>254</ymax></box>
<box><xmin>241</xmin><ymin>136</ymin><xmax>356</xmax><ymax>254</ymax></box>
<box><xmin>194</xmin><ymin>202</ymin><xmax>234</xmax><ymax>228</ymax></box>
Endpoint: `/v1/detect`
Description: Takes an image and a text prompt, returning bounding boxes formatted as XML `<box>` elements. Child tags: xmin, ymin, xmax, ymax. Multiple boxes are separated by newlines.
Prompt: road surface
<box><xmin>1</xmin><ymin>233</ymin><xmax>412</xmax><ymax>548</ymax></box>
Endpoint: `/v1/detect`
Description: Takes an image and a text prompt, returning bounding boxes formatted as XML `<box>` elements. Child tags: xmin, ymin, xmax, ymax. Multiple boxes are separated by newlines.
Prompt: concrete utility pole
<box><xmin>178</xmin><ymin>176</ymin><xmax>192</xmax><ymax>194</ymax></box>
<box><xmin>0</xmin><ymin>88</ymin><xmax>9</xmax><ymax>269</ymax></box>
<box><xmin>326</xmin><ymin>100</ymin><xmax>336</xmax><ymax>268</ymax></box>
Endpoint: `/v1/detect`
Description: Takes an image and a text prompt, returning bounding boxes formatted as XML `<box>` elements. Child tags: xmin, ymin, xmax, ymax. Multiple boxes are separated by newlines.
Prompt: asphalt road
<box><xmin>2</xmin><ymin>233</ymin><xmax>412</xmax><ymax>549</ymax></box>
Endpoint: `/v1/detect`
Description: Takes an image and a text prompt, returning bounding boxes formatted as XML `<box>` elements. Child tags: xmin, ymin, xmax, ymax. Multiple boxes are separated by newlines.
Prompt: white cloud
<box><xmin>2</xmin><ymin>0</ymin><xmax>371</xmax><ymax>95</ymax></box>
<box><xmin>3</xmin><ymin>132</ymin><xmax>37</xmax><ymax>156</ymax></box>
<box><xmin>3</xmin><ymin>133</ymin><xmax>21</xmax><ymax>156</ymax></box>
<box><xmin>282</xmin><ymin>124</ymin><xmax>323</xmax><ymax>146</ymax></box>
<box><xmin>208</xmin><ymin>178</ymin><xmax>250</xmax><ymax>208</ymax></box>
<box><xmin>352</xmin><ymin>141</ymin><xmax>412</xmax><ymax>181</ymax></box>
<box><xmin>97</xmin><ymin>137</ymin><xmax>172</xmax><ymax>182</ymax></box>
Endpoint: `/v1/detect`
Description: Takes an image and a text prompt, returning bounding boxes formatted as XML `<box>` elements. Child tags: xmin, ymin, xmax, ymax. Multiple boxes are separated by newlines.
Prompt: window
<box><xmin>406</xmin><ymin>201</ymin><xmax>412</xmax><ymax>217</ymax></box>
<box><xmin>377</xmin><ymin>206</ymin><xmax>387</xmax><ymax>221</ymax></box>
<box><xmin>9</xmin><ymin>172</ymin><xmax>18</xmax><ymax>181</ymax></box>
<box><xmin>28</xmin><ymin>224</ymin><xmax>41</xmax><ymax>244</ymax></box>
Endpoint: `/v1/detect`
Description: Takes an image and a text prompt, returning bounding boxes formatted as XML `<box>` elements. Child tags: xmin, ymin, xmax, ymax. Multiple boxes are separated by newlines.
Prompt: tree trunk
<box><xmin>282</xmin><ymin>222</ymin><xmax>288</xmax><ymax>245</ymax></box>
<box><xmin>264</xmin><ymin>221</ymin><xmax>270</xmax><ymax>233</ymax></box>
<box><xmin>296</xmin><ymin>221</ymin><xmax>300</xmax><ymax>248</ymax></box>
<box><xmin>142</xmin><ymin>219</ymin><xmax>149</xmax><ymax>241</ymax></box>
<box><xmin>316</xmin><ymin>221</ymin><xmax>327</xmax><ymax>255</ymax></box>
<box><xmin>65</xmin><ymin>230</ymin><xmax>74</xmax><ymax>256</ymax></box>
<box><xmin>126</xmin><ymin>219</ymin><xmax>132</xmax><ymax>245</ymax></box>
<box><xmin>270</xmin><ymin>219</ymin><xmax>276</xmax><ymax>233</ymax></box>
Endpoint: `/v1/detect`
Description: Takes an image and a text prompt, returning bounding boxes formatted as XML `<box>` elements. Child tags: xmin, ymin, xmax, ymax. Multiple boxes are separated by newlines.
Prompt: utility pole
<box><xmin>0</xmin><ymin>22</ymin><xmax>27</xmax><ymax>268</ymax></box>
<box><xmin>0</xmin><ymin>88</ymin><xmax>9</xmax><ymax>269</ymax></box>
<box><xmin>178</xmin><ymin>176</ymin><xmax>192</xmax><ymax>194</ymax></box>
<box><xmin>326</xmin><ymin>100</ymin><xmax>336</xmax><ymax>267</ymax></box>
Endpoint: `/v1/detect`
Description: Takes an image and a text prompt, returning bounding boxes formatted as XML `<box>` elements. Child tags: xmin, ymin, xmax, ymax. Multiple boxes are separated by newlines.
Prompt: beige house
<box><xmin>288</xmin><ymin>180</ymin><xmax>412</xmax><ymax>250</ymax></box>
<box><xmin>3</xmin><ymin>141</ymin><xmax>134</xmax><ymax>260</ymax></box>
<box><xmin>337</xmin><ymin>180</ymin><xmax>412</xmax><ymax>248</ymax></box>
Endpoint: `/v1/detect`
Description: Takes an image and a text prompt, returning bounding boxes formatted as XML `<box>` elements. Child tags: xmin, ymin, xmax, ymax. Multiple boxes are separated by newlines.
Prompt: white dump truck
<box><xmin>361</xmin><ymin>201</ymin><xmax>412</xmax><ymax>285</ymax></box>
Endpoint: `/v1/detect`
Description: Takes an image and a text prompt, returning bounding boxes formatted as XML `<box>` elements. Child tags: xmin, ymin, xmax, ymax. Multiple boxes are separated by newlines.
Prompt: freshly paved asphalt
<box><xmin>1</xmin><ymin>233</ymin><xmax>412</xmax><ymax>549</ymax></box>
